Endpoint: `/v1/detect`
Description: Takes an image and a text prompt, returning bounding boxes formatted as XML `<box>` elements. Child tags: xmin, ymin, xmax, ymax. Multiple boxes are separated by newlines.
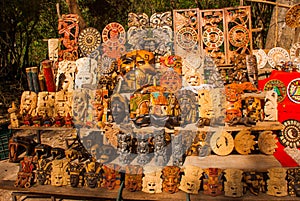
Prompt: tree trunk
<box><xmin>65</xmin><ymin>0</ymin><xmax>87</xmax><ymax>30</ymax></box>
<box><xmin>265</xmin><ymin>0</ymin><xmax>300</xmax><ymax>50</ymax></box>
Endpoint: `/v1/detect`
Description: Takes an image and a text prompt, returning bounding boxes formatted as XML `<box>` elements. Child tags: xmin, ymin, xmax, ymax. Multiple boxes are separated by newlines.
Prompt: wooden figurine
<box><xmin>224</xmin><ymin>169</ymin><xmax>244</xmax><ymax>197</ymax></box>
<box><xmin>34</xmin><ymin>144</ymin><xmax>52</xmax><ymax>185</ymax></box>
<box><xmin>19</xmin><ymin>91</ymin><xmax>37</xmax><ymax>119</ymax></box>
<box><xmin>102</xmin><ymin>164</ymin><xmax>121</xmax><ymax>190</ymax></box>
<box><xmin>176</xmin><ymin>89</ymin><xmax>198</xmax><ymax>126</ymax></box>
<box><xmin>267</xmin><ymin>168</ymin><xmax>288</xmax><ymax>197</ymax></box>
<box><xmin>36</xmin><ymin>91</ymin><xmax>55</xmax><ymax>118</ymax></box>
<box><xmin>84</xmin><ymin>159</ymin><xmax>102</xmax><ymax>188</ymax></box>
<box><xmin>244</xmin><ymin>96</ymin><xmax>263</xmax><ymax>122</ymax></box>
<box><xmin>48</xmin><ymin>38</ymin><xmax>60</xmax><ymax>62</ymax></box>
<box><xmin>162</xmin><ymin>166</ymin><xmax>181</xmax><ymax>194</ymax></box>
<box><xmin>69</xmin><ymin>163</ymin><xmax>84</xmax><ymax>187</ymax></box>
<box><xmin>142</xmin><ymin>166</ymin><xmax>163</xmax><ymax>194</ymax></box>
<box><xmin>234</xmin><ymin>130</ymin><xmax>256</xmax><ymax>155</ymax></box>
<box><xmin>153</xmin><ymin>129</ymin><xmax>167</xmax><ymax>166</ymax></box>
<box><xmin>14</xmin><ymin>156</ymin><xmax>35</xmax><ymax>188</ymax></box>
<box><xmin>125</xmin><ymin>165</ymin><xmax>143</xmax><ymax>192</ymax></box>
<box><xmin>243</xmin><ymin>171</ymin><xmax>266</xmax><ymax>195</ymax></box>
<box><xmin>258</xmin><ymin>131</ymin><xmax>277</xmax><ymax>155</ymax></box>
<box><xmin>287</xmin><ymin>168</ymin><xmax>300</xmax><ymax>196</ymax></box>
<box><xmin>117</xmin><ymin>132</ymin><xmax>132</xmax><ymax>165</ymax></box>
<box><xmin>179</xmin><ymin>165</ymin><xmax>203</xmax><ymax>194</ymax></box>
<box><xmin>136</xmin><ymin>133</ymin><xmax>151</xmax><ymax>165</ymax></box>
<box><xmin>8</xmin><ymin>102</ymin><xmax>20</xmax><ymax>128</ymax></box>
<box><xmin>203</xmin><ymin>168</ymin><xmax>223</xmax><ymax>196</ymax></box>
<box><xmin>58</xmin><ymin>14</ymin><xmax>79</xmax><ymax>61</ymax></box>
<box><xmin>172</xmin><ymin>131</ymin><xmax>184</xmax><ymax>166</ymax></box>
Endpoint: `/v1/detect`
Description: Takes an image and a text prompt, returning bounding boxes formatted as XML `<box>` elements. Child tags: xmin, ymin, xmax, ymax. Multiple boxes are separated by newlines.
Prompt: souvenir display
<box><xmin>162</xmin><ymin>166</ymin><xmax>181</xmax><ymax>194</ymax></box>
<box><xmin>142</xmin><ymin>166</ymin><xmax>163</xmax><ymax>194</ymax></box>
<box><xmin>267</xmin><ymin>168</ymin><xmax>288</xmax><ymax>197</ymax></box>
<box><xmin>179</xmin><ymin>165</ymin><xmax>203</xmax><ymax>194</ymax></box>
<box><xmin>203</xmin><ymin>168</ymin><xmax>223</xmax><ymax>196</ymax></box>
<box><xmin>224</xmin><ymin>169</ymin><xmax>243</xmax><ymax>197</ymax></box>
<box><xmin>58</xmin><ymin>14</ymin><xmax>79</xmax><ymax>61</ymax></box>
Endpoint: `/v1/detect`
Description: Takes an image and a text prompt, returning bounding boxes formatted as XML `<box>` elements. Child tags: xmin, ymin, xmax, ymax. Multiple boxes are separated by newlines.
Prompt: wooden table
<box><xmin>0</xmin><ymin>180</ymin><xmax>299</xmax><ymax>201</ymax></box>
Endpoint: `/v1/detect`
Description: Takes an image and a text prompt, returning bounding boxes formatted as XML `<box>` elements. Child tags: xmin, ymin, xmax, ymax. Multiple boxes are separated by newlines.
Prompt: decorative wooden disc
<box><xmin>102</xmin><ymin>22</ymin><xmax>126</xmax><ymax>46</ymax></box>
<box><xmin>78</xmin><ymin>27</ymin><xmax>101</xmax><ymax>54</ymax></box>
<box><xmin>280</xmin><ymin>119</ymin><xmax>300</xmax><ymax>148</ymax></box>
<box><xmin>100</xmin><ymin>56</ymin><xmax>115</xmax><ymax>74</ymax></box>
<box><xmin>175</xmin><ymin>27</ymin><xmax>198</xmax><ymax>49</ymax></box>
<box><xmin>203</xmin><ymin>27</ymin><xmax>224</xmax><ymax>48</ymax></box>
<box><xmin>287</xmin><ymin>78</ymin><xmax>300</xmax><ymax>104</ymax></box>
<box><xmin>290</xmin><ymin>42</ymin><xmax>300</xmax><ymax>61</ymax></box>
<box><xmin>267</xmin><ymin>47</ymin><xmax>290</xmax><ymax>68</ymax></box>
<box><xmin>210</xmin><ymin>131</ymin><xmax>234</xmax><ymax>156</ymax></box>
<box><xmin>228</xmin><ymin>25</ymin><xmax>250</xmax><ymax>47</ymax></box>
<box><xmin>234</xmin><ymin>130</ymin><xmax>256</xmax><ymax>155</ymax></box>
<box><xmin>286</xmin><ymin>4</ymin><xmax>300</xmax><ymax>28</ymax></box>
<box><xmin>253</xmin><ymin>49</ymin><xmax>268</xmax><ymax>69</ymax></box>
<box><xmin>263</xmin><ymin>79</ymin><xmax>287</xmax><ymax>102</ymax></box>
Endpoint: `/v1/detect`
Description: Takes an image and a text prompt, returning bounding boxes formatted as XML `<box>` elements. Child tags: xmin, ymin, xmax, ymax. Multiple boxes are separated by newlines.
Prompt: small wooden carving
<box><xmin>162</xmin><ymin>166</ymin><xmax>181</xmax><ymax>194</ymax></box>
<box><xmin>102</xmin><ymin>164</ymin><xmax>121</xmax><ymax>190</ymax></box>
<box><xmin>224</xmin><ymin>169</ymin><xmax>243</xmax><ymax>197</ymax></box>
<box><xmin>14</xmin><ymin>156</ymin><xmax>35</xmax><ymax>188</ymax></box>
<box><xmin>203</xmin><ymin>168</ymin><xmax>223</xmax><ymax>196</ymax></box>
<box><xmin>84</xmin><ymin>159</ymin><xmax>102</xmax><ymax>188</ymax></box>
<box><xmin>243</xmin><ymin>171</ymin><xmax>266</xmax><ymax>195</ymax></box>
<box><xmin>234</xmin><ymin>130</ymin><xmax>256</xmax><ymax>155</ymax></box>
<box><xmin>258</xmin><ymin>131</ymin><xmax>277</xmax><ymax>155</ymax></box>
<box><xmin>20</xmin><ymin>91</ymin><xmax>37</xmax><ymax>117</ymax></box>
<box><xmin>37</xmin><ymin>92</ymin><xmax>55</xmax><ymax>118</ymax></box>
<box><xmin>8</xmin><ymin>102</ymin><xmax>20</xmax><ymax>128</ymax></box>
<box><xmin>142</xmin><ymin>167</ymin><xmax>163</xmax><ymax>194</ymax></box>
<box><xmin>267</xmin><ymin>168</ymin><xmax>288</xmax><ymax>197</ymax></box>
<box><xmin>125</xmin><ymin>165</ymin><xmax>143</xmax><ymax>192</ymax></box>
<box><xmin>153</xmin><ymin>129</ymin><xmax>167</xmax><ymax>166</ymax></box>
<box><xmin>51</xmin><ymin>158</ymin><xmax>69</xmax><ymax>187</ymax></box>
<box><xmin>179</xmin><ymin>165</ymin><xmax>203</xmax><ymax>194</ymax></box>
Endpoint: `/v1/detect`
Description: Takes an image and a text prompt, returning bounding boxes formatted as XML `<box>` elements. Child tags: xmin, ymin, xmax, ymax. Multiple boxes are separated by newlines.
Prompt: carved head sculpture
<box><xmin>179</xmin><ymin>165</ymin><xmax>203</xmax><ymax>194</ymax></box>
<box><xmin>243</xmin><ymin>171</ymin><xmax>266</xmax><ymax>195</ymax></box>
<box><xmin>162</xmin><ymin>166</ymin><xmax>181</xmax><ymax>194</ymax></box>
<box><xmin>125</xmin><ymin>165</ymin><xmax>143</xmax><ymax>192</ymax></box>
<box><xmin>48</xmin><ymin>38</ymin><xmax>59</xmax><ymax>62</ymax></box>
<box><xmin>234</xmin><ymin>130</ymin><xmax>256</xmax><ymax>155</ymax></box>
<box><xmin>224</xmin><ymin>169</ymin><xmax>243</xmax><ymax>197</ymax></box>
<box><xmin>102</xmin><ymin>164</ymin><xmax>121</xmax><ymax>190</ymax></box>
<box><xmin>185</xmin><ymin>71</ymin><xmax>202</xmax><ymax>86</ymax></box>
<box><xmin>244</xmin><ymin>96</ymin><xmax>262</xmax><ymax>121</ymax></box>
<box><xmin>51</xmin><ymin>159</ymin><xmax>69</xmax><ymax>187</ymax></box>
<box><xmin>267</xmin><ymin>168</ymin><xmax>288</xmax><ymax>197</ymax></box>
<box><xmin>203</xmin><ymin>168</ymin><xmax>223</xmax><ymax>196</ymax></box>
<box><xmin>225</xmin><ymin>101</ymin><xmax>242</xmax><ymax>123</ymax></box>
<box><xmin>84</xmin><ymin>159</ymin><xmax>102</xmax><ymax>188</ymax></box>
<box><xmin>20</xmin><ymin>91</ymin><xmax>38</xmax><ymax>116</ymax></box>
<box><xmin>111</xmin><ymin>93</ymin><xmax>127</xmax><ymax>124</ymax></box>
<box><xmin>72</xmin><ymin>89</ymin><xmax>89</xmax><ymax>123</ymax></box>
<box><xmin>75</xmin><ymin>57</ymin><xmax>97</xmax><ymax>89</ymax></box>
<box><xmin>177</xmin><ymin>89</ymin><xmax>198</xmax><ymax>125</ymax></box>
<box><xmin>142</xmin><ymin>167</ymin><xmax>163</xmax><ymax>194</ymax></box>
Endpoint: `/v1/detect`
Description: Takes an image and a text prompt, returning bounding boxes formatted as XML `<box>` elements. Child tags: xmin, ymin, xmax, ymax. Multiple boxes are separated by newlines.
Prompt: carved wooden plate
<box><xmin>228</xmin><ymin>25</ymin><xmax>250</xmax><ymax>47</ymax></box>
<box><xmin>78</xmin><ymin>27</ymin><xmax>101</xmax><ymax>55</ymax></box>
<box><xmin>176</xmin><ymin>27</ymin><xmax>198</xmax><ymax>49</ymax></box>
<box><xmin>203</xmin><ymin>27</ymin><xmax>224</xmax><ymax>48</ymax></box>
<box><xmin>267</xmin><ymin>47</ymin><xmax>290</xmax><ymax>68</ymax></box>
<box><xmin>287</xmin><ymin>78</ymin><xmax>300</xmax><ymax>104</ymax></box>
<box><xmin>290</xmin><ymin>42</ymin><xmax>300</xmax><ymax>62</ymax></box>
<box><xmin>210</xmin><ymin>131</ymin><xmax>234</xmax><ymax>156</ymax></box>
<box><xmin>253</xmin><ymin>49</ymin><xmax>268</xmax><ymax>69</ymax></box>
<box><xmin>286</xmin><ymin>4</ymin><xmax>300</xmax><ymax>28</ymax></box>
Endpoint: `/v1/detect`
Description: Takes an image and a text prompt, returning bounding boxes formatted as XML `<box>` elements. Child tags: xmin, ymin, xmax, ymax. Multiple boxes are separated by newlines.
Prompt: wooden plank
<box><xmin>184</xmin><ymin>155</ymin><xmax>282</xmax><ymax>171</ymax></box>
<box><xmin>8</xmin><ymin>125</ymin><xmax>75</xmax><ymax>131</ymax></box>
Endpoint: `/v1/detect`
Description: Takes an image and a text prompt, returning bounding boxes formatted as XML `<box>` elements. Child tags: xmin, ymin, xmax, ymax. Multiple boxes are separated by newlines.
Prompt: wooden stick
<box><xmin>245</xmin><ymin>0</ymin><xmax>292</xmax><ymax>8</ymax></box>
<box><xmin>56</xmin><ymin>3</ymin><xmax>62</xmax><ymax>19</ymax></box>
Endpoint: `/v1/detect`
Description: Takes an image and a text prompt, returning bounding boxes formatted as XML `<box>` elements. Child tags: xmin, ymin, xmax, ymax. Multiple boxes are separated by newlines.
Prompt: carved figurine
<box><xmin>224</xmin><ymin>169</ymin><xmax>244</xmax><ymax>197</ymax></box>
<box><xmin>142</xmin><ymin>166</ymin><xmax>163</xmax><ymax>194</ymax></box>
<box><xmin>117</xmin><ymin>132</ymin><xmax>132</xmax><ymax>165</ymax></box>
<box><xmin>179</xmin><ymin>165</ymin><xmax>203</xmax><ymax>194</ymax></box>
<box><xmin>203</xmin><ymin>168</ymin><xmax>223</xmax><ymax>196</ymax></box>
<box><xmin>14</xmin><ymin>156</ymin><xmax>35</xmax><ymax>188</ymax></box>
<box><xmin>162</xmin><ymin>166</ymin><xmax>181</xmax><ymax>194</ymax></box>
<box><xmin>102</xmin><ymin>164</ymin><xmax>121</xmax><ymax>190</ymax></box>
<box><xmin>19</xmin><ymin>91</ymin><xmax>38</xmax><ymax>123</ymax></box>
<box><xmin>125</xmin><ymin>165</ymin><xmax>143</xmax><ymax>192</ymax></box>
<box><xmin>75</xmin><ymin>57</ymin><xmax>98</xmax><ymax>89</ymax></box>
<box><xmin>258</xmin><ymin>131</ymin><xmax>277</xmax><ymax>155</ymax></box>
<box><xmin>8</xmin><ymin>102</ymin><xmax>20</xmax><ymax>128</ymax></box>
<box><xmin>287</xmin><ymin>168</ymin><xmax>300</xmax><ymax>196</ymax></box>
<box><xmin>267</xmin><ymin>168</ymin><xmax>288</xmax><ymax>197</ymax></box>
<box><xmin>244</xmin><ymin>96</ymin><xmax>263</xmax><ymax>122</ymax></box>
<box><xmin>34</xmin><ymin>144</ymin><xmax>52</xmax><ymax>185</ymax></box>
<box><xmin>51</xmin><ymin>158</ymin><xmax>69</xmax><ymax>187</ymax></box>
<box><xmin>172</xmin><ymin>132</ymin><xmax>184</xmax><ymax>166</ymax></box>
<box><xmin>84</xmin><ymin>159</ymin><xmax>102</xmax><ymax>188</ymax></box>
<box><xmin>136</xmin><ymin>134</ymin><xmax>151</xmax><ymax>165</ymax></box>
<box><xmin>176</xmin><ymin>89</ymin><xmax>198</xmax><ymax>126</ymax></box>
<box><xmin>69</xmin><ymin>163</ymin><xmax>84</xmax><ymax>187</ymax></box>
<box><xmin>243</xmin><ymin>171</ymin><xmax>266</xmax><ymax>195</ymax></box>
<box><xmin>153</xmin><ymin>129</ymin><xmax>167</xmax><ymax>166</ymax></box>
<box><xmin>234</xmin><ymin>130</ymin><xmax>256</xmax><ymax>155</ymax></box>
